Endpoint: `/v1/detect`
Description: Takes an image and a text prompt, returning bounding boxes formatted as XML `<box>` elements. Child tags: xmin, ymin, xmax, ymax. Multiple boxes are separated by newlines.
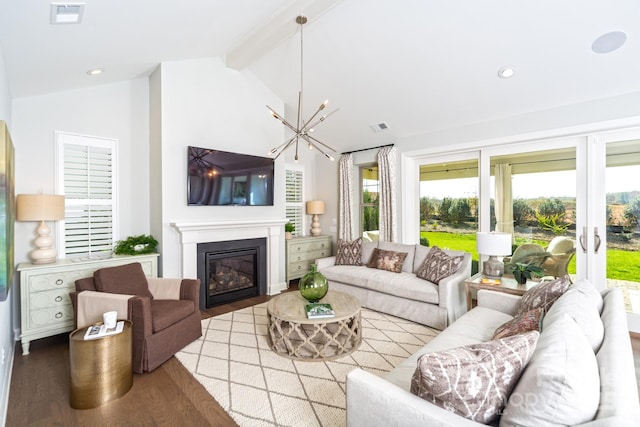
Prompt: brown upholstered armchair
<box><xmin>70</xmin><ymin>262</ymin><xmax>202</xmax><ymax>373</ymax></box>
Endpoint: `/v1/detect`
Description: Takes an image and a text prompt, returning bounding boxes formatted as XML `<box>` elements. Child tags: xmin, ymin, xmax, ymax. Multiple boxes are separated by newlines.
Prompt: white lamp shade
<box><xmin>306</xmin><ymin>200</ymin><xmax>325</xmax><ymax>215</ymax></box>
<box><xmin>476</xmin><ymin>232</ymin><xmax>512</xmax><ymax>256</ymax></box>
<box><xmin>16</xmin><ymin>194</ymin><xmax>65</xmax><ymax>221</ymax></box>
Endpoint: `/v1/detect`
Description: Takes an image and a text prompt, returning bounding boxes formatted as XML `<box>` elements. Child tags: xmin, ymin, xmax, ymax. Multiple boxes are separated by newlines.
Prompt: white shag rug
<box><xmin>175</xmin><ymin>302</ymin><xmax>438</xmax><ymax>427</ymax></box>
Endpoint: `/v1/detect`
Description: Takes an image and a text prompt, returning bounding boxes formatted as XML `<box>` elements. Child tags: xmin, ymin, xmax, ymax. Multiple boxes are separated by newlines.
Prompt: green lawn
<box><xmin>420</xmin><ymin>231</ymin><xmax>639</xmax><ymax>282</ymax></box>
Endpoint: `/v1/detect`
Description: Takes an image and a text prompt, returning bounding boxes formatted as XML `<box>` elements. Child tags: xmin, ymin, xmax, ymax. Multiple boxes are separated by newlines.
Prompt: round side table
<box><xmin>69</xmin><ymin>320</ymin><xmax>133</xmax><ymax>409</ymax></box>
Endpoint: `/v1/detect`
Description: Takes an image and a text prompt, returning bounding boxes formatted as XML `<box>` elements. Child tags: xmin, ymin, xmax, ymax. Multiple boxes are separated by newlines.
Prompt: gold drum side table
<box><xmin>69</xmin><ymin>320</ymin><xmax>133</xmax><ymax>409</ymax></box>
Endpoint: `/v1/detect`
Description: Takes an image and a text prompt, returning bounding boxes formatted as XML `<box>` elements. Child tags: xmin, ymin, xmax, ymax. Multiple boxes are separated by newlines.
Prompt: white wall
<box><xmin>0</xmin><ymin>44</ymin><xmax>14</xmax><ymax>426</ymax></box>
<box><xmin>151</xmin><ymin>57</ymin><xmax>287</xmax><ymax>278</ymax></box>
<box><xmin>12</xmin><ymin>79</ymin><xmax>151</xmax><ymax>265</ymax></box>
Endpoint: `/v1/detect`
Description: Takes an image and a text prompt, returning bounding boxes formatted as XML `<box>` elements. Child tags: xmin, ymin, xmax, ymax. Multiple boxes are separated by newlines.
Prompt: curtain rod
<box><xmin>341</xmin><ymin>143</ymin><xmax>394</xmax><ymax>155</ymax></box>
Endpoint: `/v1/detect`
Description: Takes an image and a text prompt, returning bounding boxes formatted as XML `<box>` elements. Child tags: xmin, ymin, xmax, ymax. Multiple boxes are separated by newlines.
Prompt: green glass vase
<box><xmin>299</xmin><ymin>264</ymin><xmax>328</xmax><ymax>303</ymax></box>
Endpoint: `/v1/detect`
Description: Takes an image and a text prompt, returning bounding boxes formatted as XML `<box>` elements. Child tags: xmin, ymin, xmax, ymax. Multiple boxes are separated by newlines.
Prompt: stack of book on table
<box><xmin>305</xmin><ymin>303</ymin><xmax>335</xmax><ymax>319</ymax></box>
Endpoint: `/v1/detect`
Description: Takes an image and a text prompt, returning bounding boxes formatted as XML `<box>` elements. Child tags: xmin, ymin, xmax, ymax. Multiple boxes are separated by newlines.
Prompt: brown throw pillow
<box><xmin>410</xmin><ymin>331</ymin><xmax>539</xmax><ymax>424</ymax></box>
<box><xmin>415</xmin><ymin>246</ymin><xmax>464</xmax><ymax>283</ymax></box>
<box><xmin>335</xmin><ymin>237</ymin><xmax>363</xmax><ymax>266</ymax></box>
<box><xmin>516</xmin><ymin>275</ymin><xmax>571</xmax><ymax>316</ymax></box>
<box><xmin>94</xmin><ymin>262</ymin><xmax>153</xmax><ymax>299</ymax></box>
<box><xmin>492</xmin><ymin>308</ymin><xmax>544</xmax><ymax>340</ymax></box>
<box><xmin>366</xmin><ymin>248</ymin><xmax>407</xmax><ymax>273</ymax></box>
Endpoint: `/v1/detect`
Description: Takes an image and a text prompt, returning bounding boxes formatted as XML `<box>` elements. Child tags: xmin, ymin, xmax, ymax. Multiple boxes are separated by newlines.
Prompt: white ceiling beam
<box><xmin>225</xmin><ymin>0</ymin><xmax>343</xmax><ymax>70</ymax></box>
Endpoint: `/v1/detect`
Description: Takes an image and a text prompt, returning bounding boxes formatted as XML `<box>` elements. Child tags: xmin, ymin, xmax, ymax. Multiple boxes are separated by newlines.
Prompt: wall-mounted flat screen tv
<box><xmin>188</xmin><ymin>146</ymin><xmax>274</xmax><ymax>206</ymax></box>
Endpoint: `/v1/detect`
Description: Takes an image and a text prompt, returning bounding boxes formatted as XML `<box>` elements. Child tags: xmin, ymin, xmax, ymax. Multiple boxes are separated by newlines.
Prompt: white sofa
<box><xmin>316</xmin><ymin>241</ymin><xmax>472</xmax><ymax>330</ymax></box>
<box><xmin>346</xmin><ymin>282</ymin><xmax>640</xmax><ymax>426</ymax></box>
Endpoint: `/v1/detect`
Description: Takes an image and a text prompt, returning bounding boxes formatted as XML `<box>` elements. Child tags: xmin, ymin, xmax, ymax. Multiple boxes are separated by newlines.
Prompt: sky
<box><xmin>419</xmin><ymin>165</ymin><xmax>640</xmax><ymax>200</ymax></box>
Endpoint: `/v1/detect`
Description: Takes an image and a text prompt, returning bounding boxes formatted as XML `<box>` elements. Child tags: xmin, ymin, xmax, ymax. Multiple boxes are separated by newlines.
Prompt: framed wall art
<box><xmin>0</xmin><ymin>121</ymin><xmax>15</xmax><ymax>300</ymax></box>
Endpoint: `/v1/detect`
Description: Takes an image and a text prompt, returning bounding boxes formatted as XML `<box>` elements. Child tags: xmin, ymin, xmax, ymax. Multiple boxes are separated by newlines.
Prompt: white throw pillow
<box><xmin>542</xmin><ymin>283</ymin><xmax>605</xmax><ymax>352</ymax></box>
<box><xmin>500</xmin><ymin>314</ymin><xmax>600</xmax><ymax>426</ymax></box>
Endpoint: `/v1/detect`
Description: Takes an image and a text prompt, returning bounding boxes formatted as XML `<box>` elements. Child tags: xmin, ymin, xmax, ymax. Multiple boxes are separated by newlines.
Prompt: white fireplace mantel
<box><xmin>170</xmin><ymin>219</ymin><xmax>288</xmax><ymax>295</ymax></box>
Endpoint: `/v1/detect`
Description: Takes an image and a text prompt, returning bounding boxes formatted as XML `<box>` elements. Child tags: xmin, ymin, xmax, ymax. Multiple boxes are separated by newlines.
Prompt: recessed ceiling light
<box><xmin>498</xmin><ymin>66</ymin><xmax>515</xmax><ymax>79</ymax></box>
<box><xmin>86</xmin><ymin>68</ymin><xmax>103</xmax><ymax>76</ymax></box>
<box><xmin>50</xmin><ymin>3</ymin><xmax>86</xmax><ymax>24</ymax></box>
<box><xmin>592</xmin><ymin>31</ymin><xmax>627</xmax><ymax>54</ymax></box>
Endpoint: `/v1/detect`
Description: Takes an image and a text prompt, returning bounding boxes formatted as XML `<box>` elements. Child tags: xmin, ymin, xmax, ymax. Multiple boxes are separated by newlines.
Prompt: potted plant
<box><xmin>284</xmin><ymin>222</ymin><xmax>295</xmax><ymax>240</ymax></box>
<box><xmin>507</xmin><ymin>262</ymin><xmax>544</xmax><ymax>284</ymax></box>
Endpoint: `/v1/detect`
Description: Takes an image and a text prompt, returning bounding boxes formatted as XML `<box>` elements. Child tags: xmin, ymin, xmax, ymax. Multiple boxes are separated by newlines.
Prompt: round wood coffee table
<box><xmin>267</xmin><ymin>290</ymin><xmax>362</xmax><ymax>361</ymax></box>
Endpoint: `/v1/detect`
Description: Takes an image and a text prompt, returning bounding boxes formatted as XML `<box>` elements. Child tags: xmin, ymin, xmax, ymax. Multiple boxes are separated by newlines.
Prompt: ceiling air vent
<box><xmin>50</xmin><ymin>3</ymin><xmax>85</xmax><ymax>24</ymax></box>
<box><xmin>369</xmin><ymin>122</ymin><xmax>389</xmax><ymax>133</ymax></box>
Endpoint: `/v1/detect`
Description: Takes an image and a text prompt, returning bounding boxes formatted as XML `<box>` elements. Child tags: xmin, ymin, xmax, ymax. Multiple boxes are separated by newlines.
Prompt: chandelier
<box><xmin>266</xmin><ymin>15</ymin><xmax>338</xmax><ymax>162</ymax></box>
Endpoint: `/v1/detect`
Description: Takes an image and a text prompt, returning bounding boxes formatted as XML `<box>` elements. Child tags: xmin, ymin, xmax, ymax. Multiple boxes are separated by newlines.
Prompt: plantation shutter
<box><xmin>56</xmin><ymin>133</ymin><xmax>117</xmax><ymax>258</ymax></box>
<box><xmin>285</xmin><ymin>168</ymin><xmax>303</xmax><ymax>236</ymax></box>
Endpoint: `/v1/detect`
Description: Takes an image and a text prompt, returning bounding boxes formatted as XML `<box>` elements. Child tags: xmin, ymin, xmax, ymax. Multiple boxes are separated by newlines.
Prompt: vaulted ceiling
<box><xmin>1</xmin><ymin>0</ymin><xmax>639</xmax><ymax>152</ymax></box>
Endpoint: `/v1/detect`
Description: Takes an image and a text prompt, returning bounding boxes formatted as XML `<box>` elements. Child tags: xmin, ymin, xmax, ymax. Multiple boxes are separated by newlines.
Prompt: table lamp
<box><xmin>306</xmin><ymin>200</ymin><xmax>325</xmax><ymax>236</ymax></box>
<box><xmin>476</xmin><ymin>232</ymin><xmax>512</xmax><ymax>277</ymax></box>
<box><xmin>17</xmin><ymin>194</ymin><xmax>65</xmax><ymax>264</ymax></box>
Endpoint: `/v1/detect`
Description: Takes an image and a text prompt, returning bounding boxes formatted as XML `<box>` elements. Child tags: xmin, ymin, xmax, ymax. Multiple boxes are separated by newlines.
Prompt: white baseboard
<box><xmin>268</xmin><ymin>281</ymin><xmax>288</xmax><ymax>295</ymax></box>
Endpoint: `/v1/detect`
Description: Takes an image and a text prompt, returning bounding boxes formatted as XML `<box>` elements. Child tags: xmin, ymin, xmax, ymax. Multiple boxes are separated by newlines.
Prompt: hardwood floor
<box><xmin>6</xmin><ymin>289</ymin><xmax>640</xmax><ymax>426</ymax></box>
<box><xmin>6</xmin><ymin>294</ymin><xmax>275</xmax><ymax>427</ymax></box>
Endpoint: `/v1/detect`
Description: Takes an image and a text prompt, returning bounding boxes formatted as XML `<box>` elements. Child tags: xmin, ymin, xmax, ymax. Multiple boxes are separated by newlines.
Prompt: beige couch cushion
<box><xmin>321</xmin><ymin>265</ymin><xmax>439</xmax><ymax>304</ymax></box>
<box><xmin>500</xmin><ymin>314</ymin><xmax>600</xmax><ymax>426</ymax></box>
<box><xmin>385</xmin><ymin>306</ymin><xmax>513</xmax><ymax>392</ymax></box>
<box><xmin>542</xmin><ymin>280</ymin><xmax>605</xmax><ymax>352</ymax></box>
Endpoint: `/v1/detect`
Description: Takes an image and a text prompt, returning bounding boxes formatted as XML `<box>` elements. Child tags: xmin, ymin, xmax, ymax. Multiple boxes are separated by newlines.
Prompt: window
<box><xmin>285</xmin><ymin>167</ymin><xmax>304</xmax><ymax>236</ymax></box>
<box><xmin>55</xmin><ymin>132</ymin><xmax>117</xmax><ymax>258</ymax></box>
<box><xmin>360</xmin><ymin>164</ymin><xmax>379</xmax><ymax>238</ymax></box>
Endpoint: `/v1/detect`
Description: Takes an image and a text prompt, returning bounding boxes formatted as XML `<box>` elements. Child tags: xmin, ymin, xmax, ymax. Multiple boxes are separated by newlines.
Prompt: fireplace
<box><xmin>197</xmin><ymin>238</ymin><xmax>267</xmax><ymax>309</ymax></box>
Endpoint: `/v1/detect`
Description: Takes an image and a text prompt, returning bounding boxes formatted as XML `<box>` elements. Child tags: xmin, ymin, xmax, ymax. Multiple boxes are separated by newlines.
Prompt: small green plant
<box><xmin>285</xmin><ymin>222</ymin><xmax>295</xmax><ymax>233</ymax></box>
<box><xmin>113</xmin><ymin>234</ymin><xmax>158</xmax><ymax>255</ymax></box>
<box><xmin>507</xmin><ymin>262</ymin><xmax>544</xmax><ymax>284</ymax></box>
<box><xmin>419</xmin><ymin>237</ymin><xmax>429</xmax><ymax>247</ymax></box>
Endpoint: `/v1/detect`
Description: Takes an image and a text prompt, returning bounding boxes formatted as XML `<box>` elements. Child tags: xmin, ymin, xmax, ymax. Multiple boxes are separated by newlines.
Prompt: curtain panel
<box><xmin>378</xmin><ymin>146</ymin><xmax>397</xmax><ymax>242</ymax></box>
<box><xmin>338</xmin><ymin>153</ymin><xmax>355</xmax><ymax>241</ymax></box>
<box><xmin>495</xmin><ymin>163</ymin><xmax>515</xmax><ymax>238</ymax></box>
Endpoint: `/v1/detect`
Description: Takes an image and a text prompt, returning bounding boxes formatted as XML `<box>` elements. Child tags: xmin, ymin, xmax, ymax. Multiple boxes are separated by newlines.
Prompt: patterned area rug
<box><xmin>175</xmin><ymin>302</ymin><xmax>438</xmax><ymax>427</ymax></box>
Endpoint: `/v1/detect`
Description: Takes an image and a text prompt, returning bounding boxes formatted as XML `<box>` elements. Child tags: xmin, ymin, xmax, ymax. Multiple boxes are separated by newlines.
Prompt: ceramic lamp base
<box><xmin>310</xmin><ymin>214</ymin><xmax>321</xmax><ymax>236</ymax></box>
<box><xmin>483</xmin><ymin>255</ymin><xmax>504</xmax><ymax>278</ymax></box>
<box><xmin>30</xmin><ymin>220</ymin><xmax>57</xmax><ymax>264</ymax></box>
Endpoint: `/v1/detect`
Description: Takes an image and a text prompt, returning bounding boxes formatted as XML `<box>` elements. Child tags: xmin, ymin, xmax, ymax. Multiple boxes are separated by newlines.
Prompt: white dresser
<box><xmin>18</xmin><ymin>253</ymin><xmax>158</xmax><ymax>355</ymax></box>
<box><xmin>286</xmin><ymin>236</ymin><xmax>332</xmax><ymax>282</ymax></box>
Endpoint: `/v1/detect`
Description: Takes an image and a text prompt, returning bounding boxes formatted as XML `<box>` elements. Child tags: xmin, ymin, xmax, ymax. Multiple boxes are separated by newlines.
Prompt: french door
<box><xmin>585</xmin><ymin>130</ymin><xmax>640</xmax><ymax>332</ymax></box>
<box><xmin>405</xmin><ymin>128</ymin><xmax>640</xmax><ymax>331</ymax></box>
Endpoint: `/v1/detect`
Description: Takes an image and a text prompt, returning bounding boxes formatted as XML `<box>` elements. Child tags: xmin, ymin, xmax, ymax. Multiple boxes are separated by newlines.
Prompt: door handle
<box><xmin>594</xmin><ymin>227</ymin><xmax>602</xmax><ymax>254</ymax></box>
<box><xmin>579</xmin><ymin>226</ymin><xmax>588</xmax><ymax>253</ymax></box>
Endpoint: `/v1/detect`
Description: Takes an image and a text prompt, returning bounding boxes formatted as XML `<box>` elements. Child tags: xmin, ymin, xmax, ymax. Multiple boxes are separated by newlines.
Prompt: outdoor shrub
<box><xmin>420</xmin><ymin>236</ymin><xmax>429</xmax><ymax>247</ymax></box>
<box><xmin>448</xmin><ymin>198</ymin><xmax>472</xmax><ymax>224</ymax></box>
<box><xmin>537</xmin><ymin>198</ymin><xmax>567</xmax><ymax>218</ymax></box>
<box><xmin>420</xmin><ymin>197</ymin><xmax>436</xmax><ymax>222</ymax></box>
<box><xmin>535</xmin><ymin>212</ymin><xmax>571</xmax><ymax>235</ymax></box>
<box><xmin>623</xmin><ymin>196</ymin><xmax>640</xmax><ymax>228</ymax></box>
<box><xmin>513</xmin><ymin>198</ymin><xmax>535</xmax><ymax>226</ymax></box>
<box><xmin>438</xmin><ymin>198</ymin><xmax>453</xmax><ymax>223</ymax></box>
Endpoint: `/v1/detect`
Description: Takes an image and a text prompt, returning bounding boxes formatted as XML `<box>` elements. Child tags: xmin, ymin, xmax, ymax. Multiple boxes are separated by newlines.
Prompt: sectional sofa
<box><xmin>316</xmin><ymin>241</ymin><xmax>472</xmax><ymax>330</ymax></box>
<box><xmin>346</xmin><ymin>280</ymin><xmax>640</xmax><ymax>426</ymax></box>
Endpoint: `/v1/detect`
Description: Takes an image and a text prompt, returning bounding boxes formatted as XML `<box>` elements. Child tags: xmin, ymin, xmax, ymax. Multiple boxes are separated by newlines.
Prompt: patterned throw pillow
<box><xmin>415</xmin><ymin>246</ymin><xmax>464</xmax><ymax>283</ymax></box>
<box><xmin>492</xmin><ymin>308</ymin><xmax>544</xmax><ymax>340</ymax></box>
<box><xmin>366</xmin><ymin>248</ymin><xmax>408</xmax><ymax>273</ymax></box>
<box><xmin>516</xmin><ymin>275</ymin><xmax>571</xmax><ymax>316</ymax></box>
<box><xmin>335</xmin><ymin>237</ymin><xmax>363</xmax><ymax>266</ymax></box>
<box><xmin>410</xmin><ymin>331</ymin><xmax>539</xmax><ymax>424</ymax></box>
